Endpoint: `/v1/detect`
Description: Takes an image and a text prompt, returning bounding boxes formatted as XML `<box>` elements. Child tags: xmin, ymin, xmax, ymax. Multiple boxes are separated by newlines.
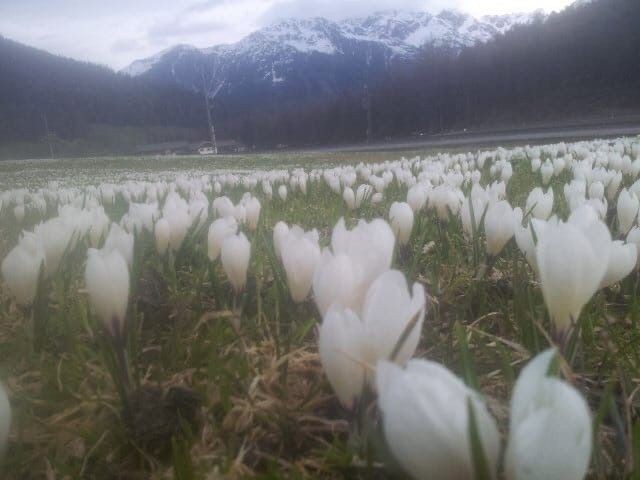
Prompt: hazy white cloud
<box><xmin>0</xmin><ymin>0</ymin><xmax>575</xmax><ymax>70</ymax></box>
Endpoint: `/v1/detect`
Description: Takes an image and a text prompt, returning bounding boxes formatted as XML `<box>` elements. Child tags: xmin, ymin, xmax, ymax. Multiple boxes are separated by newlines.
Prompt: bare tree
<box><xmin>198</xmin><ymin>59</ymin><xmax>226</xmax><ymax>154</ymax></box>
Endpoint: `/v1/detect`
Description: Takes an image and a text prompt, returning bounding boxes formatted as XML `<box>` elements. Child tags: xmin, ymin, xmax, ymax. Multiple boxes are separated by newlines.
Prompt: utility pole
<box><xmin>42</xmin><ymin>114</ymin><xmax>55</xmax><ymax>159</ymax></box>
<box><xmin>363</xmin><ymin>84</ymin><xmax>373</xmax><ymax>144</ymax></box>
<box><xmin>363</xmin><ymin>47</ymin><xmax>373</xmax><ymax>144</ymax></box>
<box><xmin>200</xmin><ymin>65</ymin><xmax>225</xmax><ymax>155</ymax></box>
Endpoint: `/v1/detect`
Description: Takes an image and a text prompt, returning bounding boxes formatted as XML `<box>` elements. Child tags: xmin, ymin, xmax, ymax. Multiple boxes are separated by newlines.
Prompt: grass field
<box><xmin>1</xmin><ymin>140</ymin><xmax>640</xmax><ymax>479</ymax></box>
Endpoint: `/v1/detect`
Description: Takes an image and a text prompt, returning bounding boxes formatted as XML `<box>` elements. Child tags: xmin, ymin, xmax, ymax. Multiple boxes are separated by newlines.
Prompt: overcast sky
<box><xmin>0</xmin><ymin>0</ymin><xmax>576</xmax><ymax>70</ymax></box>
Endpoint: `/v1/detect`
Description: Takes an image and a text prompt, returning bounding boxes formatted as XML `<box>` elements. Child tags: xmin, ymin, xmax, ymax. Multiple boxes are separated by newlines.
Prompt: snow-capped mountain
<box><xmin>123</xmin><ymin>9</ymin><xmax>543</xmax><ymax>102</ymax></box>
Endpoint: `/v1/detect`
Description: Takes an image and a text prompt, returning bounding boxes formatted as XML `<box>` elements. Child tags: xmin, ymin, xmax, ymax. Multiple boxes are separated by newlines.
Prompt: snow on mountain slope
<box><xmin>122</xmin><ymin>9</ymin><xmax>540</xmax><ymax>77</ymax></box>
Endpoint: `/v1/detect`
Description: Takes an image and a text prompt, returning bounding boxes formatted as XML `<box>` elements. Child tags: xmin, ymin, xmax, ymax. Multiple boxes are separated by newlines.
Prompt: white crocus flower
<box><xmin>376</xmin><ymin>359</ymin><xmax>500</xmax><ymax>480</ymax></box>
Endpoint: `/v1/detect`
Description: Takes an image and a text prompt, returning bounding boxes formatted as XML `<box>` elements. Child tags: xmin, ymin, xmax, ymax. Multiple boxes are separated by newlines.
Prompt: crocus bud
<box><xmin>460</xmin><ymin>195</ymin><xmax>487</xmax><ymax>239</ymax></box>
<box><xmin>541</xmin><ymin>160</ymin><xmax>554</xmax><ymax>186</ymax></box>
<box><xmin>531</xmin><ymin>157</ymin><xmax>541</xmax><ymax>172</ymax></box>
<box><xmin>281</xmin><ymin>228</ymin><xmax>321</xmax><ymax>303</ymax></box>
<box><xmin>278</xmin><ymin>185</ymin><xmax>287</xmax><ymax>201</ymax></box>
<box><xmin>484</xmin><ymin>200</ymin><xmax>516</xmax><ymax>257</ymax></box>
<box><xmin>212</xmin><ymin>196</ymin><xmax>234</xmax><ymax>218</ymax></box>
<box><xmin>617</xmin><ymin>188</ymin><xmax>639</xmax><ymax>235</ymax></box>
<box><xmin>221</xmin><ymin>233</ymin><xmax>251</xmax><ymax>293</ymax></box>
<box><xmin>104</xmin><ymin>223</ymin><xmax>134</xmax><ymax>268</ymax></box>
<box><xmin>88</xmin><ymin>207</ymin><xmax>110</xmax><ymax>248</ymax></box>
<box><xmin>407</xmin><ymin>185</ymin><xmax>428</xmax><ymax>212</ymax></box>
<box><xmin>371</xmin><ymin>192</ymin><xmax>383</xmax><ymax>204</ymax></box>
<box><xmin>376</xmin><ymin>359</ymin><xmax>500</xmax><ymax>480</ymax></box>
<box><xmin>343</xmin><ymin>187</ymin><xmax>356</xmax><ymax>210</ymax></box>
<box><xmin>1</xmin><ymin>232</ymin><xmax>44</xmax><ymax>306</ymax></box>
<box><xmin>505</xmin><ymin>350</ymin><xmax>592</xmax><ymax>480</ymax></box>
<box><xmin>33</xmin><ymin>217</ymin><xmax>76</xmax><ymax>278</ymax></box>
<box><xmin>154</xmin><ymin>218</ymin><xmax>170</xmax><ymax>255</ymax></box>
<box><xmin>207</xmin><ymin>217</ymin><xmax>238</xmax><ymax>261</ymax></box>
<box><xmin>588</xmin><ymin>181</ymin><xmax>604</xmax><ymax>200</ymax></box>
<box><xmin>245</xmin><ymin>197</ymin><xmax>261</xmax><ymax>231</ymax></box>
<box><xmin>319</xmin><ymin>270</ymin><xmax>425</xmax><ymax>407</ymax></box>
<box><xmin>389</xmin><ymin>202</ymin><xmax>414</xmax><ymax>246</ymax></box>
<box><xmin>163</xmin><ymin>207</ymin><xmax>191</xmax><ymax>252</ymax></box>
<box><xmin>535</xmin><ymin>219</ymin><xmax>610</xmax><ymax>333</ymax></box>
<box><xmin>273</xmin><ymin>221</ymin><xmax>290</xmax><ymax>260</ymax></box>
<box><xmin>526</xmin><ymin>187</ymin><xmax>554</xmax><ymax>220</ymax></box>
<box><xmin>0</xmin><ymin>382</ymin><xmax>10</xmax><ymax>454</ymax></box>
<box><xmin>84</xmin><ymin>248</ymin><xmax>130</xmax><ymax>337</ymax></box>
<box><xmin>600</xmin><ymin>240</ymin><xmax>637</xmax><ymax>288</ymax></box>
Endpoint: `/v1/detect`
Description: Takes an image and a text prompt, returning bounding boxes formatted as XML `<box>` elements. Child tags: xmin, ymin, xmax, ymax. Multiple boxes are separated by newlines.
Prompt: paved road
<box><xmin>298</xmin><ymin>124</ymin><xmax>640</xmax><ymax>154</ymax></box>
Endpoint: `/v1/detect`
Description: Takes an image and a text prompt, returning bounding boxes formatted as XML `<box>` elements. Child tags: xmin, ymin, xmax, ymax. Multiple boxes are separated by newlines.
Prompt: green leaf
<box><xmin>456</xmin><ymin>322</ymin><xmax>479</xmax><ymax>390</ymax></box>
<box><xmin>467</xmin><ymin>398</ymin><xmax>493</xmax><ymax>480</ymax></box>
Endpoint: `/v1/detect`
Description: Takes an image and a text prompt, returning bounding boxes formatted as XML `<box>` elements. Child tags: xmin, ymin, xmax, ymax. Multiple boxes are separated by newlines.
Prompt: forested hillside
<box><xmin>0</xmin><ymin>0</ymin><xmax>638</xmax><ymax>157</ymax></box>
<box><xmin>215</xmin><ymin>0</ymin><xmax>640</xmax><ymax>147</ymax></box>
<box><xmin>0</xmin><ymin>36</ymin><xmax>205</xmax><ymax>150</ymax></box>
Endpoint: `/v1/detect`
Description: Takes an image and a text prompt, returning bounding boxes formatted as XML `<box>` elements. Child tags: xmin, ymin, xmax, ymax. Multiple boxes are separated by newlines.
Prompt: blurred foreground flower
<box><xmin>376</xmin><ymin>359</ymin><xmax>500</xmax><ymax>480</ymax></box>
<box><xmin>1</xmin><ymin>232</ymin><xmax>45</xmax><ymax>306</ymax></box>
<box><xmin>505</xmin><ymin>350</ymin><xmax>592</xmax><ymax>480</ymax></box>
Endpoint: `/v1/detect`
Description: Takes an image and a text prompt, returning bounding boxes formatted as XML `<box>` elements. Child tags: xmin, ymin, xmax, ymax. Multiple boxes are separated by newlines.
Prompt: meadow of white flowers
<box><xmin>1</xmin><ymin>137</ymin><xmax>640</xmax><ymax>478</ymax></box>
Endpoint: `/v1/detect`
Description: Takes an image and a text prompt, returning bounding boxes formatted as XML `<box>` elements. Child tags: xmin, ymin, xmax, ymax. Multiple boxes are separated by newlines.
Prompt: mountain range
<box><xmin>122</xmin><ymin>9</ymin><xmax>545</xmax><ymax>100</ymax></box>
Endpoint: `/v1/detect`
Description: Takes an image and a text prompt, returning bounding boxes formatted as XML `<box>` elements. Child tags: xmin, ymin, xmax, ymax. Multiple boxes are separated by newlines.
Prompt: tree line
<box><xmin>1</xmin><ymin>0</ymin><xmax>638</xmax><ymax>154</ymax></box>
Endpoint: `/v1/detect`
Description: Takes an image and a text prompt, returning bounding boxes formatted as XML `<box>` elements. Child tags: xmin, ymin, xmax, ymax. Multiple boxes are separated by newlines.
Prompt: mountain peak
<box><xmin>122</xmin><ymin>8</ymin><xmax>541</xmax><ymax>76</ymax></box>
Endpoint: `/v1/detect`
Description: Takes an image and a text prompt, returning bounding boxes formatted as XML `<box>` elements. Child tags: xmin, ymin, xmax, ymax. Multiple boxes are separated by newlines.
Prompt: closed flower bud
<box><xmin>600</xmin><ymin>240</ymin><xmax>637</xmax><ymax>288</ymax></box>
<box><xmin>245</xmin><ymin>197</ymin><xmax>261</xmax><ymax>231</ymax></box>
<box><xmin>535</xmin><ymin>218</ymin><xmax>610</xmax><ymax>333</ymax></box>
<box><xmin>389</xmin><ymin>202</ymin><xmax>414</xmax><ymax>246</ymax></box>
<box><xmin>212</xmin><ymin>196</ymin><xmax>234</xmax><ymax>218</ymax></box>
<box><xmin>617</xmin><ymin>188</ymin><xmax>639</xmax><ymax>235</ymax></box>
<box><xmin>526</xmin><ymin>187</ymin><xmax>554</xmax><ymax>220</ymax></box>
<box><xmin>505</xmin><ymin>350</ymin><xmax>592</xmax><ymax>480</ymax></box>
<box><xmin>343</xmin><ymin>187</ymin><xmax>356</xmax><ymax>210</ymax></box>
<box><xmin>273</xmin><ymin>221</ymin><xmax>290</xmax><ymax>260</ymax></box>
<box><xmin>221</xmin><ymin>233</ymin><xmax>251</xmax><ymax>293</ymax></box>
<box><xmin>278</xmin><ymin>185</ymin><xmax>288</xmax><ymax>201</ymax></box>
<box><xmin>1</xmin><ymin>232</ymin><xmax>44</xmax><ymax>306</ymax></box>
<box><xmin>407</xmin><ymin>185</ymin><xmax>428</xmax><ymax>212</ymax></box>
<box><xmin>207</xmin><ymin>217</ymin><xmax>238</xmax><ymax>261</ymax></box>
<box><xmin>104</xmin><ymin>223</ymin><xmax>134</xmax><ymax>267</ymax></box>
<box><xmin>88</xmin><ymin>207</ymin><xmax>110</xmax><ymax>247</ymax></box>
<box><xmin>376</xmin><ymin>359</ymin><xmax>500</xmax><ymax>480</ymax></box>
<box><xmin>541</xmin><ymin>160</ymin><xmax>554</xmax><ymax>186</ymax></box>
<box><xmin>281</xmin><ymin>228</ymin><xmax>321</xmax><ymax>303</ymax></box>
<box><xmin>84</xmin><ymin>248</ymin><xmax>130</xmax><ymax>337</ymax></box>
<box><xmin>34</xmin><ymin>217</ymin><xmax>76</xmax><ymax>277</ymax></box>
<box><xmin>484</xmin><ymin>200</ymin><xmax>517</xmax><ymax>257</ymax></box>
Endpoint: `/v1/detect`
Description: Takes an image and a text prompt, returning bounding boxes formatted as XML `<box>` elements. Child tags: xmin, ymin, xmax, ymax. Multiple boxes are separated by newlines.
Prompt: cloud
<box><xmin>148</xmin><ymin>18</ymin><xmax>229</xmax><ymax>40</ymax></box>
<box><xmin>111</xmin><ymin>38</ymin><xmax>144</xmax><ymax>54</ymax></box>
<box><xmin>258</xmin><ymin>0</ymin><xmax>440</xmax><ymax>24</ymax></box>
